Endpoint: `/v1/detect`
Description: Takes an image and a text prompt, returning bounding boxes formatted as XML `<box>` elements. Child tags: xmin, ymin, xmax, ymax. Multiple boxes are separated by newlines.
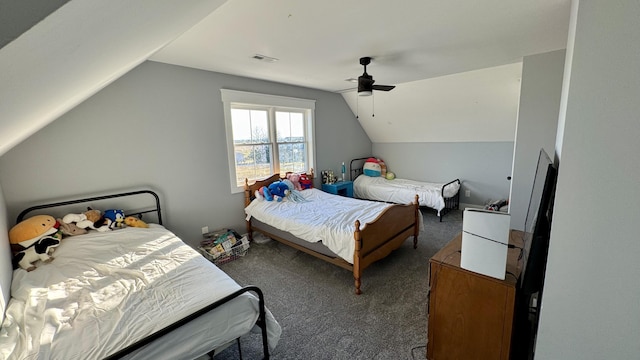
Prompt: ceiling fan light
<box><xmin>358</xmin><ymin>90</ymin><xmax>372</xmax><ymax>96</ymax></box>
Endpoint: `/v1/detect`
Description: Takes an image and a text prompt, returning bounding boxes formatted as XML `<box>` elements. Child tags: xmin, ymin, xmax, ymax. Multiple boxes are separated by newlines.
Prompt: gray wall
<box><xmin>373</xmin><ymin>142</ymin><xmax>513</xmax><ymax>206</ymax></box>
<box><xmin>535</xmin><ymin>1</ymin><xmax>640</xmax><ymax>359</ymax></box>
<box><xmin>509</xmin><ymin>50</ymin><xmax>565</xmax><ymax>231</ymax></box>
<box><xmin>0</xmin><ymin>0</ymin><xmax>70</xmax><ymax>49</ymax></box>
<box><xmin>0</xmin><ymin>61</ymin><xmax>371</xmax><ymax>248</ymax></box>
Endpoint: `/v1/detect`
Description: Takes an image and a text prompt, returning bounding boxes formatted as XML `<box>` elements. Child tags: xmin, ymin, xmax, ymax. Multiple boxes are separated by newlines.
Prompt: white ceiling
<box><xmin>0</xmin><ymin>0</ymin><xmax>571</xmax><ymax>157</ymax></box>
<box><xmin>151</xmin><ymin>0</ymin><xmax>571</xmax><ymax>93</ymax></box>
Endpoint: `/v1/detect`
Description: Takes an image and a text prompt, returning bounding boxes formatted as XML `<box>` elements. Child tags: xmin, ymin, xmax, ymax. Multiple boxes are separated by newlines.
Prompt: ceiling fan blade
<box><xmin>372</xmin><ymin>85</ymin><xmax>396</xmax><ymax>91</ymax></box>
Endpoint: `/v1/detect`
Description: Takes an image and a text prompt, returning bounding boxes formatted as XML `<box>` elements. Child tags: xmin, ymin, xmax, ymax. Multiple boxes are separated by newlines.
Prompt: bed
<box><xmin>349</xmin><ymin>157</ymin><xmax>461</xmax><ymax>222</ymax></box>
<box><xmin>0</xmin><ymin>190</ymin><xmax>281</xmax><ymax>360</ymax></box>
<box><xmin>244</xmin><ymin>174</ymin><xmax>422</xmax><ymax>295</ymax></box>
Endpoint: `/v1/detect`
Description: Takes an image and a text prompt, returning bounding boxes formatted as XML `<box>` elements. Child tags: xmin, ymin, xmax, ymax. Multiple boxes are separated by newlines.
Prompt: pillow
<box><xmin>363</xmin><ymin>158</ymin><xmax>381</xmax><ymax>177</ymax></box>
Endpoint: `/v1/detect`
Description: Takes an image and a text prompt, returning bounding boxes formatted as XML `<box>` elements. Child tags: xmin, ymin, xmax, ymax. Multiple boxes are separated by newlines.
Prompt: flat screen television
<box><xmin>512</xmin><ymin>148</ymin><xmax>558</xmax><ymax>360</ymax></box>
<box><xmin>519</xmin><ymin>148</ymin><xmax>557</xmax><ymax>296</ymax></box>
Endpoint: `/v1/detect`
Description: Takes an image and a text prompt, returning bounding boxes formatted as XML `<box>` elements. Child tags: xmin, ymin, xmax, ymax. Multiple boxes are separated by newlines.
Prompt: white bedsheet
<box><xmin>353</xmin><ymin>175</ymin><xmax>460</xmax><ymax>214</ymax></box>
<box><xmin>245</xmin><ymin>188</ymin><xmax>421</xmax><ymax>264</ymax></box>
<box><xmin>0</xmin><ymin>225</ymin><xmax>281</xmax><ymax>360</ymax></box>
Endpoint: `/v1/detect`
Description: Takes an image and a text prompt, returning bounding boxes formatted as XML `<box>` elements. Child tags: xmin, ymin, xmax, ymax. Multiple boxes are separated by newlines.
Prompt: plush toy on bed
<box><xmin>14</xmin><ymin>237</ymin><xmax>61</xmax><ymax>271</ymax></box>
<box><xmin>62</xmin><ymin>208</ymin><xmax>111</xmax><ymax>232</ymax></box>
<box><xmin>363</xmin><ymin>158</ymin><xmax>382</xmax><ymax>177</ymax></box>
<box><xmin>299</xmin><ymin>173</ymin><xmax>313</xmax><ymax>189</ymax></box>
<box><xmin>268</xmin><ymin>181</ymin><xmax>289</xmax><ymax>202</ymax></box>
<box><xmin>9</xmin><ymin>215</ymin><xmax>60</xmax><ymax>254</ymax></box>
<box><xmin>286</xmin><ymin>173</ymin><xmax>303</xmax><ymax>191</ymax></box>
<box><xmin>103</xmin><ymin>209</ymin><xmax>126</xmax><ymax>229</ymax></box>
<box><xmin>125</xmin><ymin>216</ymin><xmax>149</xmax><ymax>228</ymax></box>
<box><xmin>57</xmin><ymin>218</ymin><xmax>88</xmax><ymax>236</ymax></box>
<box><xmin>8</xmin><ymin>214</ymin><xmax>63</xmax><ymax>271</ymax></box>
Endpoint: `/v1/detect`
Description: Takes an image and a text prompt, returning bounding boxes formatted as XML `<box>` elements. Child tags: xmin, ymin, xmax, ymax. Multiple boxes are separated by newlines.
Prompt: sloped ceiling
<box><xmin>0</xmin><ymin>0</ymin><xmax>570</xmax><ymax>157</ymax></box>
<box><xmin>0</xmin><ymin>0</ymin><xmax>228</xmax><ymax>157</ymax></box>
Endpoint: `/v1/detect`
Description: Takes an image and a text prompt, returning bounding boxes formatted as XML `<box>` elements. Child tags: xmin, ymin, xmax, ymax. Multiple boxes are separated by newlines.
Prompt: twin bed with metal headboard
<box><xmin>349</xmin><ymin>157</ymin><xmax>461</xmax><ymax>222</ymax></box>
<box><xmin>0</xmin><ymin>189</ymin><xmax>280</xmax><ymax>360</ymax></box>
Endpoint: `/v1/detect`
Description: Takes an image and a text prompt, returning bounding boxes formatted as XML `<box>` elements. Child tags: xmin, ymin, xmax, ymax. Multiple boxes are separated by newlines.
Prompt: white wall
<box><xmin>0</xmin><ymin>183</ymin><xmax>12</xmax><ymax>324</ymax></box>
<box><xmin>509</xmin><ymin>50</ymin><xmax>565</xmax><ymax>231</ymax></box>
<box><xmin>535</xmin><ymin>1</ymin><xmax>640</xmax><ymax>359</ymax></box>
<box><xmin>373</xmin><ymin>142</ymin><xmax>513</xmax><ymax>206</ymax></box>
<box><xmin>342</xmin><ymin>63</ymin><xmax>522</xmax><ymax>143</ymax></box>
<box><xmin>0</xmin><ymin>61</ymin><xmax>371</xmax><ymax>248</ymax></box>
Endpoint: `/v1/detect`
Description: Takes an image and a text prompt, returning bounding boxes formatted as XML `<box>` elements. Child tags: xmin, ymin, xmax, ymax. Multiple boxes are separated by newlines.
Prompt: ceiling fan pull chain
<box><xmin>356</xmin><ymin>94</ymin><xmax>359</xmax><ymax>119</ymax></box>
<box><xmin>372</xmin><ymin>93</ymin><xmax>375</xmax><ymax>117</ymax></box>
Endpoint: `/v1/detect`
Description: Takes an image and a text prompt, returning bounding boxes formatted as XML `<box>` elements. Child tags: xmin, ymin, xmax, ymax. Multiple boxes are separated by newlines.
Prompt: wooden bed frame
<box><xmin>349</xmin><ymin>157</ymin><xmax>460</xmax><ymax>222</ymax></box>
<box><xmin>244</xmin><ymin>174</ymin><xmax>420</xmax><ymax>295</ymax></box>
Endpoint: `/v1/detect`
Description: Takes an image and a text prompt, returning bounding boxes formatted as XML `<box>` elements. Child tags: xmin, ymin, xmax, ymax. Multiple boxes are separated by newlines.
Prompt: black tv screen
<box><xmin>520</xmin><ymin>148</ymin><xmax>557</xmax><ymax>296</ymax></box>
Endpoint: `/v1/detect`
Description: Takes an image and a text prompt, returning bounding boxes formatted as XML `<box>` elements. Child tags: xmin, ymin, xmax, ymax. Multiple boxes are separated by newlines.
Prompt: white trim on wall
<box><xmin>220</xmin><ymin>89</ymin><xmax>317</xmax><ymax>193</ymax></box>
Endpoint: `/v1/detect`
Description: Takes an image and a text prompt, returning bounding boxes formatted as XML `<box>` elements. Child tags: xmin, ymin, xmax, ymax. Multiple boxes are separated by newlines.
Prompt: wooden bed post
<box><xmin>413</xmin><ymin>195</ymin><xmax>419</xmax><ymax>249</ymax></box>
<box><xmin>244</xmin><ymin>178</ymin><xmax>253</xmax><ymax>241</ymax></box>
<box><xmin>353</xmin><ymin>220</ymin><xmax>362</xmax><ymax>295</ymax></box>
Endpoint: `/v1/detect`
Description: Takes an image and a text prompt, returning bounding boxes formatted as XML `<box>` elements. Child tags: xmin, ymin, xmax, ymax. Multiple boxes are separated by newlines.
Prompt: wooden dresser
<box><xmin>427</xmin><ymin>230</ymin><xmax>524</xmax><ymax>360</ymax></box>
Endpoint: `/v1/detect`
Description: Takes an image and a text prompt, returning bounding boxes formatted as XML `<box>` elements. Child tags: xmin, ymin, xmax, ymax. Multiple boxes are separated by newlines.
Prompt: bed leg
<box><xmin>246</xmin><ymin>221</ymin><xmax>253</xmax><ymax>241</ymax></box>
<box><xmin>354</xmin><ymin>220</ymin><xmax>362</xmax><ymax>295</ymax></box>
<box><xmin>413</xmin><ymin>195</ymin><xmax>419</xmax><ymax>249</ymax></box>
<box><xmin>236</xmin><ymin>338</ymin><xmax>243</xmax><ymax>359</ymax></box>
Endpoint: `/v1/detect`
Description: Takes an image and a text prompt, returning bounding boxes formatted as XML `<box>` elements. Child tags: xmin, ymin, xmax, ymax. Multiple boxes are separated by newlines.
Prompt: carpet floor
<box><xmin>213</xmin><ymin>208</ymin><xmax>463</xmax><ymax>360</ymax></box>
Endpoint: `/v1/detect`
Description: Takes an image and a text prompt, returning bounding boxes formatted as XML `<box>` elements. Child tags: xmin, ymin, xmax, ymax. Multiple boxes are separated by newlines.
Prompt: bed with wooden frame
<box><xmin>244</xmin><ymin>174</ymin><xmax>421</xmax><ymax>295</ymax></box>
<box><xmin>349</xmin><ymin>157</ymin><xmax>461</xmax><ymax>222</ymax></box>
<box><xmin>0</xmin><ymin>190</ymin><xmax>280</xmax><ymax>360</ymax></box>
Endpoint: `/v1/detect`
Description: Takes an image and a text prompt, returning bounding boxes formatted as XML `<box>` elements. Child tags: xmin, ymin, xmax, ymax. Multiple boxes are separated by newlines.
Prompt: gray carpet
<box><xmin>213</xmin><ymin>208</ymin><xmax>463</xmax><ymax>360</ymax></box>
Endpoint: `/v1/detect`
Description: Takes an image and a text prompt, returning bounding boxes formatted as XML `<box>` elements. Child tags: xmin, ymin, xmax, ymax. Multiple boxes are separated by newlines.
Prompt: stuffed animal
<box><xmin>286</xmin><ymin>173</ymin><xmax>303</xmax><ymax>191</ymax></box>
<box><xmin>299</xmin><ymin>173</ymin><xmax>313</xmax><ymax>189</ymax></box>
<box><xmin>363</xmin><ymin>158</ymin><xmax>382</xmax><ymax>177</ymax></box>
<box><xmin>13</xmin><ymin>236</ymin><xmax>61</xmax><ymax>271</ymax></box>
<box><xmin>62</xmin><ymin>208</ymin><xmax>111</xmax><ymax>232</ymax></box>
<box><xmin>9</xmin><ymin>214</ymin><xmax>60</xmax><ymax>254</ymax></box>
<box><xmin>255</xmin><ymin>186</ymin><xmax>271</xmax><ymax>201</ymax></box>
<box><xmin>268</xmin><ymin>181</ymin><xmax>289</xmax><ymax>202</ymax></box>
<box><xmin>103</xmin><ymin>209</ymin><xmax>126</xmax><ymax>229</ymax></box>
<box><xmin>57</xmin><ymin>218</ymin><xmax>88</xmax><ymax>236</ymax></box>
<box><xmin>124</xmin><ymin>216</ymin><xmax>149</xmax><ymax>228</ymax></box>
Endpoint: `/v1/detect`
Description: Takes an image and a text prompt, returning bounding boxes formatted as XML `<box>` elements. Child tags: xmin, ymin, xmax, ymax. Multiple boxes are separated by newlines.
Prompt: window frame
<box><xmin>221</xmin><ymin>89</ymin><xmax>316</xmax><ymax>193</ymax></box>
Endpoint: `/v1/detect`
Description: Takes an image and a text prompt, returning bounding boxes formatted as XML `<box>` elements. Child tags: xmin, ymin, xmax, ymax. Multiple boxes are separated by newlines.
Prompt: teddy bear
<box><xmin>62</xmin><ymin>208</ymin><xmax>111</xmax><ymax>232</ymax></box>
<box><xmin>124</xmin><ymin>216</ymin><xmax>149</xmax><ymax>228</ymax></box>
<box><xmin>286</xmin><ymin>173</ymin><xmax>303</xmax><ymax>191</ymax></box>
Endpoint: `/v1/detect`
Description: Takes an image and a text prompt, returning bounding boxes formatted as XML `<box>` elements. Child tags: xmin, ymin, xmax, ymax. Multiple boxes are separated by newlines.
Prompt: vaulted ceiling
<box><xmin>0</xmin><ymin>0</ymin><xmax>571</xmax><ymax>156</ymax></box>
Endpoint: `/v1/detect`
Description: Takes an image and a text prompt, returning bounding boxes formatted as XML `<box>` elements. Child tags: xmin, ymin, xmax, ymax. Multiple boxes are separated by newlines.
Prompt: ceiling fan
<box><xmin>357</xmin><ymin>56</ymin><xmax>395</xmax><ymax>96</ymax></box>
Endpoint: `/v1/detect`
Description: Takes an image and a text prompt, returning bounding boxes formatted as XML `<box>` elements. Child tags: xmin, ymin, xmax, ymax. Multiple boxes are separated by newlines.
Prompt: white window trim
<box><xmin>221</xmin><ymin>89</ymin><xmax>316</xmax><ymax>193</ymax></box>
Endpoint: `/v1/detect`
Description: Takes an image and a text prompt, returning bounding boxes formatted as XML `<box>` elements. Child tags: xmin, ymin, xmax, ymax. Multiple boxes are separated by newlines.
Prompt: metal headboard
<box><xmin>16</xmin><ymin>190</ymin><xmax>163</xmax><ymax>225</ymax></box>
<box><xmin>350</xmin><ymin>157</ymin><xmax>373</xmax><ymax>181</ymax></box>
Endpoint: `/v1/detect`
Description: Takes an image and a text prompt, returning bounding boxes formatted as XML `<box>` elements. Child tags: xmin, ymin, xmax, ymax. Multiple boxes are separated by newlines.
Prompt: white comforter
<box><xmin>245</xmin><ymin>188</ymin><xmax>421</xmax><ymax>264</ymax></box>
<box><xmin>353</xmin><ymin>175</ymin><xmax>460</xmax><ymax>214</ymax></box>
<box><xmin>0</xmin><ymin>225</ymin><xmax>281</xmax><ymax>360</ymax></box>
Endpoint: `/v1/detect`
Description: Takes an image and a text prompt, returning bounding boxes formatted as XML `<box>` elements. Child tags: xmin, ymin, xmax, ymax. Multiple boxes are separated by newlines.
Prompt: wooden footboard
<box><xmin>244</xmin><ymin>174</ymin><xmax>419</xmax><ymax>294</ymax></box>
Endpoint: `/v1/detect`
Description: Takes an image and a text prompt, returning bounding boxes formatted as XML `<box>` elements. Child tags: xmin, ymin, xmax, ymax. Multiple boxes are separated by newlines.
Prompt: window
<box><xmin>221</xmin><ymin>90</ymin><xmax>315</xmax><ymax>193</ymax></box>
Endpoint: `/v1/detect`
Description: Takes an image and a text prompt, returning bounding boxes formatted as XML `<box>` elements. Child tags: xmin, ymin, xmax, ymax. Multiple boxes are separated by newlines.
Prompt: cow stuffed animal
<box><xmin>9</xmin><ymin>214</ymin><xmax>63</xmax><ymax>271</ymax></box>
<box><xmin>14</xmin><ymin>237</ymin><xmax>61</xmax><ymax>271</ymax></box>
